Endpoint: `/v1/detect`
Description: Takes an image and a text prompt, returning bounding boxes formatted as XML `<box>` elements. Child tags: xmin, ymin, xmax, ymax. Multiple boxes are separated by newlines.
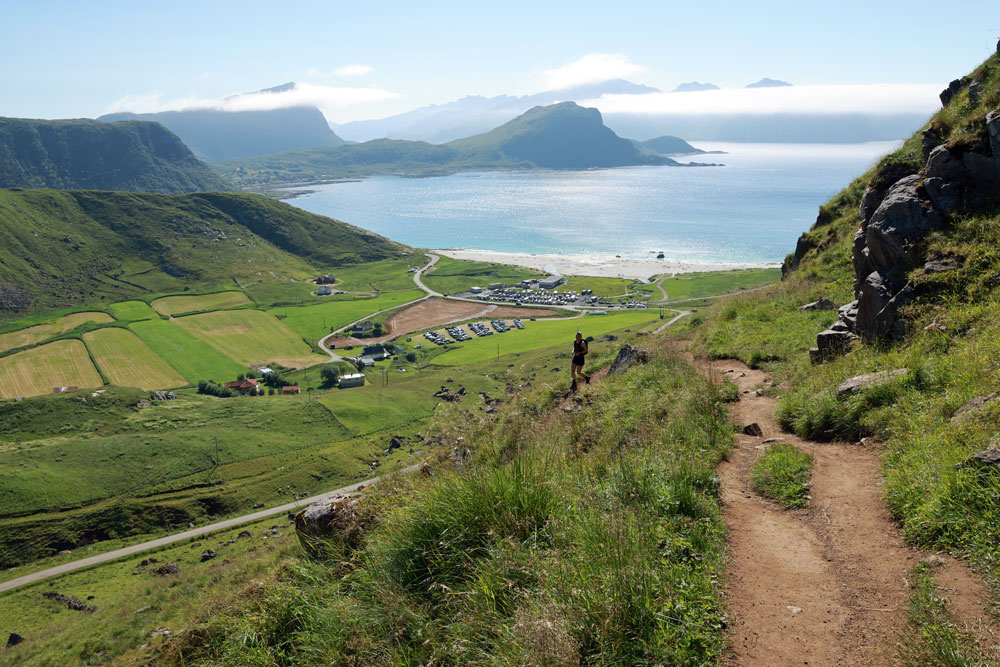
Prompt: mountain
<box><xmin>0</xmin><ymin>117</ymin><xmax>231</xmax><ymax>193</ymax></box>
<box><xmin>100</xmin><ymin>97</ymin><xmax>345</xmax><ymax>163</ymax></box>
<box><xmin>0</xmin><ymin>189</ymin><xmax>405</xmax><ymax>315</ymax></box>
<box><xmin>746</xmin><ymin>77</ymin><xmax>792</xmax><ymax>88</ymax></box>
<box><xmin>671</xmin><ymin>81</ymin><xmax>720</xmax><ymax>92</ymax></box>
<box><xmin>333</xmin><ymin>79</ymin><xmax>660</xmax><ymax>144</ymax></box>
<box><xmin>635</xmin><ymin>135</ymin><xmax>722</xmax><ymax>155</ymax></box>
<box><xmin>218</xmin><ymin>102</ymin><xmax>681</xmax><ymax>186</ymax></box>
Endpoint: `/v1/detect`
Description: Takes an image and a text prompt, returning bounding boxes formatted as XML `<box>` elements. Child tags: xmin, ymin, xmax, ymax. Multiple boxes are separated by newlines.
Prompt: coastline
<box><xmin>433</xmin><ymin>248</ymin><xmax>781</xmax><ymax>281</ymax></box>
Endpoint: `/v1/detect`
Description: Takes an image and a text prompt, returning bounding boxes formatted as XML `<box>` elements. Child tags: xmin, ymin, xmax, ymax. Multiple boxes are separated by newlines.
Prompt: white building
<box><xmin>339</xmin><ymin>373</ymin><xmax>365</xmax><ymax>388</ymax></box>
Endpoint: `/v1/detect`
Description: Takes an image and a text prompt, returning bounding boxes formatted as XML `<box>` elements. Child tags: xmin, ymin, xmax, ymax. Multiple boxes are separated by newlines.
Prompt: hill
<box><xmin>0</xmin><ymin>189</ymin><xmax>405</xmax><ymax>316</ymax></box>
<box><xmin>100</xmin><ymin>103</ymin><xmax>345</xmax><ymax>163</ymax></box>
<box><xmin>635</xmin><ymin>135</ymin><xmax>722</xmax><ymax>155</ymax></box>
<box><xmin>332</xmin><ymin>79</ymin><xmax>661</xmax><ymax>144</ymax></box>
<box><xmin>0</xmin><ymin>117</ymin><xmax>231</xmax><ymax>193</ymax></box>
<box><xmin>218</xmin><ymin>102</ymin><xmax>680</xmax><ymax>185</ymax></box>
<box><xmin>745</xmin><ymin>77</ymin><xmax>792</xmax><ymax>88</ymax></box>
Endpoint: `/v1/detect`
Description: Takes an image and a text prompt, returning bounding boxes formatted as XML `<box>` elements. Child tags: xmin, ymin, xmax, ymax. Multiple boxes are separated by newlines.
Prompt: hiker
<box><xmin>571</xmin><ymin>331</ymin><xmax>591</xmax><ymax>390</ymax></box>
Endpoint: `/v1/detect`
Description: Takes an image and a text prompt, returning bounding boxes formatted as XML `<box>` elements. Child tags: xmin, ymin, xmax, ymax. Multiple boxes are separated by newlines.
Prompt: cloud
<box><xmin>104</xmin><ymin>82</ymin><xmax>397</xmax><ymax>115</ymax></box>
<box><xmin>307</xmin><ymin>64</ymin><xmax>375</xmax><ymax>77</ymax></box>
<box><xmin>540</xmin><ymin>53</ymin><xmax>649</xmax><ymax>90</ymax></box>
<box><xmin>582</xmin><ymin>83</ymin><xmax>942</xmax><ymax>116</ymax></box>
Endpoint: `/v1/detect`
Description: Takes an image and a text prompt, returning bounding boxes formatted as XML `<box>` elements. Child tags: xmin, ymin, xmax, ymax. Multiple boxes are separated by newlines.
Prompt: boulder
<box><xmin>925</xmin><ymin>145</ymin><xmax>966</xmax><ymax>182</ymax></box>
<box><xmin>951</xmin><ymin>392</ymin><xmax>1000</xmax><ymax>422</ymax></box>
<box><xmin>923</xmin><ymin>257</ymin><xmax>960</xmax><ymax>273</ymax></box>
<box><xmin>815</xmin><ymin>328</ymin><xmax>857</xmax><ymax>361</ymax></box>
<box><xmin>858</xmin><ymin>186</ymin><xmax>883</xmax><ymax>226</ymax></box>
<box><xmin>42</xmin><ymin>590</ymin><xmax>96</xmax><ymax>612</ymax></box>
<box><xmin>856</xmin><ymin>272</ymin><xmax>892</xmax><ymax>336</ymax></box>
<box><xmin>836</xmin><ymin>369</ymin><xmax>907</xmax><ymax>398</ymax></box>
<box><xmin>294</xmin><ymin>495</ymin><xmax>367</xmax><ymax>555</ymax></box>
<box><xmin>742</xmin><ymin>423</ymin><xmax>763</xmax><ymax>437</ymax></box>
<box><xmin>199</xmin><ymin>549</ymin><xmax>217</xmax><ymax>562</ymax></box>
<box><xmin>963</xmin><ymin>448</ymin><xmax>1000</xmax><ymax>473</ymax></box>
<box><xmin>800</xmin><ymin>297</ymin><xmax>837</xmax><ymax>311</ymax></box>
<box><xmin>597</xmin><ymin>334</ymin><xmax>618</xmax><ymax>342</ymax></box>
<box><xmin>6</xmin><ymin>633</ymin><xmax>24</xmax><ymax>648</ymax></box>
<box><xmin>838</xmin><ymin>301</ymin><xmax>859</xmax><ymax>329</ymax></box>
<box><xmin>153</xmin><ymin>562</ymin><xmax>179</xmax><ymax>576</ymax></box>
<box><xmin>968</xmin><ymin>79</ymin><xmax>983</xmax><ymax>107</ymax></box>
<box><xmin>922</xmin><ymin>177</ymin><xmax>961</xmax><ymax>213</ymax></box>
<box><xmin>606</xmin><ymin>344</ymin><xmax>650</xmax><ymax>376</ymax></box>
<box><xmin>864</xmin><ymin>175</ymin><xmax>942</xmax><ymax>276</ymax></box>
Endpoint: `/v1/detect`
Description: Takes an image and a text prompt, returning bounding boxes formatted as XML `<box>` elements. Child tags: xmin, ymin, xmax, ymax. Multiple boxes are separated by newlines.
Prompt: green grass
<box><xmin>268</xmin><ymin>289</ymin><xmax>422</xmax><ymax>341</ymax></box>
<box><xmin>82</xmin><ymin>327</ymin><xmax>188</xmax><ymax>390</ymax></box>
<box><xmin>330</xmin><ymin>255</ymin><xmax>429</xmax><ymax>293</ymax></box>
<box><xmin>659</xmin><ymin>268</ymin><xmax>781</xmax><ymax>301</ymax></box>
<box><xmin>421</xmin><ymin>256</ymin><xmax>545</xmax><ymax>294</ymax></box>
<box><xmin>129</xmin><ymin>318</ymin><xmax>249</xmax><ymax>384</ymax></box>
<box><xmin>429</xmin><ymin>311</ymin><xmax>659</xmax><ymax>366</ymax></box>
<box><xmin>174</xmin><ymin>309</ymin><xmax>328</xmax><ymax>369</ymax></box>
<box><xmin>0</xmin><ymin>339</ymin><xmax>104</xmax><ymax>399</ymax></box>
<box><xmin>107</xmin><ymin>300</ymin><xmax>159</xmax><ymax>322</ymax></box>
<box><xmin>750</xmin><ymin>443</ymin><xmax>813</xmax><ymax>509</ymax></box>
<box><xmin>560</xmin><ymin>275</ymin><xmax>635</xmax><ymax>297</ymax></box>
<box><xmin>151</xmin><ymin>291</ymin><xmax>251</xmax><ymax>316</ymax></box>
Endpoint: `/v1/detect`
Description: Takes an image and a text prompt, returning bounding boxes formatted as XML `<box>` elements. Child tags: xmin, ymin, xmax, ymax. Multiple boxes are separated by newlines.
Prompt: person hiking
<box><xmin>571</xmin><ymin>331</ymin><xmax>591</xmax><ymax>391</ymax></box>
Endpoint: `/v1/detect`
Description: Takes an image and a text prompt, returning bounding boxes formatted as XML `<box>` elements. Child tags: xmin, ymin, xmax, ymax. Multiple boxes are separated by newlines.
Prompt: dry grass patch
<box><xmin>0</xmin><ymin>339</ymin><xmax>102</xmax><ymax>398</ymax></box>
<box><xmin>152</xmin><ymin>291</ymin><xmax>251</xmax><ymax>316</ymax></box>
<box><xmin>174</xmin><ymin>309</ymin><xmax>327</xmax><ymax>369</ymax></box>
<box><xmin>83</xmin><ymin>328</ymin><xmax>187</xmax><ymax>389</ymax></box>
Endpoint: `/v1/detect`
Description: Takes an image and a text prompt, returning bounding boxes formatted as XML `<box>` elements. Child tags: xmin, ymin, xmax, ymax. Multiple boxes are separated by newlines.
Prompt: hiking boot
<box><xmin>570</xmin><ymin>380</ymin><xmax>578</xmax><ymax>392</ymax></box>
<box><xmin>585</xmin><ymin>374</ymin><xmax>591</xmax><ymax>384</ymax></box>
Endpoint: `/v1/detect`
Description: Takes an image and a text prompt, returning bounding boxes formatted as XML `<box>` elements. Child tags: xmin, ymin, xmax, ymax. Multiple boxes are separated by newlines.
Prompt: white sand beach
<box><xmin>434</xmin><ymin>249</ymin><xmax>780</xmax><ymax>281</ymax></box>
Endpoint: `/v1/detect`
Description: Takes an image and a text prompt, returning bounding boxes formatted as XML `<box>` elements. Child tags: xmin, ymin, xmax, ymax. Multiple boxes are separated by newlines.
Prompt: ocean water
<box><xmin>289</xmin><ymin>141</ymin><xmax>898</xmax><ymax>264</ymax></box>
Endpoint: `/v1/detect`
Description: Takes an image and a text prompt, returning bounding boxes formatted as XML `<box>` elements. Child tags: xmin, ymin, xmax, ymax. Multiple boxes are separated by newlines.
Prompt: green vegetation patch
<box><xmin>83</xmin><ymin>328</ymin><xmax>188</xmax><ymax>390</ymax></box>
<box><xmin>268</xmin><ymin>289</ymin><xmax>423</xmax><ymax>341</ymax></box>
<box><xmin>421</xmin><ymin>256</ymin><xmax>545</xmax><ymax>294</ymax></box>
<box><xmin>560</xmin><ymin>275</ymin><xmax>635</xmax><ymax>297</ymax></box>
<box><xmin>0</xmin><ymin>339</ymin><xmax>103</xmax><ymax>399</ymax></box>
<box><xmin>174</xmin><ymin>309</ymin><xmax>327</xmax><ymax>369</ymax></box>
<box><xmin>151</xmin><ymin>291</ymin><xmax>250</xmax><ymax>316</ymax></box>
<box><xmin>660</xmin><ymin>268</ymin><xmax>781</xmax><ymax>301</ymax></box>
<box><xmin>330</xmin><ymin>255</ymin><xmax>429</xmax><ymax>293</ymax></box>
<box><xmin>129</xmin><ymin>319</ymin><xmax>248</xmax><ymax>384</ymax></box>
<box><xmin>108</xmin><ymin>300</ymin><xmax>159</xmax><ymax>322</ymax></box>
<box><xmin>750</xmin><ymin>443</ymin><xmax>813</xmax><ymax>509</ymax></box>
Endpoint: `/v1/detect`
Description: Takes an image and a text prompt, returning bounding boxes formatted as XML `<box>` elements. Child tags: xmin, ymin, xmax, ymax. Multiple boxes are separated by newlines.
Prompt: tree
<box><xmin>320</xmin><ymin>366</ymin><xmax>340</xmax><ymax>388</ymax></box>
<box><xmin>405</xmin><ymin>352</ymin><xmax>417</xmax><ymax>363</ymax></box>
<box><xmin>268</xmin><ymin>387</ymin><xmax>275</xmax><ymax>396</ymax></box>
<box><xmin>373</xmin><ymin>322</ymin><xmax>383</xmax><ymax>336</ymax></box>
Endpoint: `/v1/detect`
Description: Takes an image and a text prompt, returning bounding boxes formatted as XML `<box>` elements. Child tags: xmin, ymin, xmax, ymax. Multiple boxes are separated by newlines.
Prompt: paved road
<box><xmin>654</xmin><ymin>309</ymin><xmax>691</xmax><ymax>334</ymax></box>
<box><xmin>0</xmin><ymin>466</ymin><xmax>418</xmax><ymax>595</ymax></box>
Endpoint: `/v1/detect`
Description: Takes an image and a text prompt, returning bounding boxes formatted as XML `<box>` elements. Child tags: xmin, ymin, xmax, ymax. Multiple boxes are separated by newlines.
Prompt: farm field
<box><xmin>82</xmin><ymin>328</ymin><xmax>187</xmax><ymax>390</ymax></box>
<box><xmin>429</xmin><ymin>311</ymin><xmax>660</xmax><ymax>366</ymax></box>
<box><xmin>0</xmin><ymin>339</ymin><xmax>103</xmax><ymax>399</ymax></box>
<box><xmin>129</xmin><ymin>319</ymin><xmax>248</xmax><ymax>383</ymax></box>
<box><xmin>107</xmin><ymin>300</ymin><xmax>158</xmax><ymax>322</ymax></box>
<box><xmin>151</xmin><ymin>291</ymin><xmax>251</xmax><ymax>316</ymax></box>
<box><xmin>174</xmin><ymin>309</ymin><xmax>327</xmax><ymax>368</ymax></box>
<box><xmin>421</xmin><ymin>256</ymin><xmax>545</xmax><ymax>294</ymax></box>
<box><xmin>0</xmin><ymin>312</ymin><xmax>115</xmax><ymax>354</ymax></box>
<box><xmin>268</xmin><ymin>289</ymin><xmax>423</xmax><ymax>341</ymax></box>
<box><xmin>331</xmin><ymin>255</ymin><xmax>429</xmax><ymax>293</ymax></box>
<box><xmin>658</xmin><ymin>267</ymin><xmax>781</xmax><ymax>301</ymax></box>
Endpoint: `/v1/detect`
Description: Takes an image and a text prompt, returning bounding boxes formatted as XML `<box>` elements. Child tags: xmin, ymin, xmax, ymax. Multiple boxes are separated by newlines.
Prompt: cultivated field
<box><xmin>107</xmin><ymin>300</ymin><xmax>158</xmax><ymax>322</ymax></box>
<box><xmin>0</xmin><ymin>312</ymin><xmax>115</xmax><ymax>354</ymax></box>
<box><xmin>174</xmin><ymin>309</ymin><xmax>327</xmax><ymax>369</ymax></box>
<box><xmin>82</xmin><ymin>328</ymin><xmax>187</xmax><ymax>390</ymax></box>
<box><xmin>152</xmin><ymin>291</ymin><xmax>251</xmax><ymax>316</ymax></box>
<box><xmin>0</xmin><ymin>339</ymin><xmax>103</xmax><ymax>398</ymax></box>
<box><xmin>59</xmin><ymin>311</ymin><xmax>115</xmax><ymax>330</ymax></box>
<box><xmin>268</xmin><ymin>289</ymin><xmax>423</xmax><ymax>341</ymax></box>
<box><xmin>430</xmin><ymin>311</ymin><xmax>660</xmax><ymax>366</ymax></box>
<box><xmin>129</xmin><ymin>319</ymin><xmax>248</xmax><ymax>383</ymax></box>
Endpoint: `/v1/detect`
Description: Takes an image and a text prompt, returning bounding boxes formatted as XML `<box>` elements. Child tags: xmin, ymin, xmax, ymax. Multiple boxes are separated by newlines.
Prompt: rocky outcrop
<box><xmin>606</xmin><ymin>344</ymin><xmax>649</xmax><ymax>376</ymax></box>
<box><xmin>951</xmin><ymin>392</ymin><xmax>1000</xmax><ymax>422</ymax></box>
<box><xmin>801</xmin><ymin>297</ymin><xmax>837</xmax><ymax>311</ymax></box>
<box><xmin>836</xmin><ymin>369</ymin><xmax>907</xmax><ymax>398</ymax></box>
<box><xmin>294</xmin><ymin>495</ymin><xmax>368</xmax><ymax>555</ymax></box>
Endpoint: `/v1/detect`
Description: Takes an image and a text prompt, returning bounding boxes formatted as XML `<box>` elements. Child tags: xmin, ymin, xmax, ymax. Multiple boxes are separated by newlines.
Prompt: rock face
<box><xmin>836</xmin><ymin>369</ymin><xmax>907</xmax><ymax>398</ymax></box>
<box><xmin>606</xmin><ymin>344</ymin><xmax>650</xmax><ymax>376</ymax></box>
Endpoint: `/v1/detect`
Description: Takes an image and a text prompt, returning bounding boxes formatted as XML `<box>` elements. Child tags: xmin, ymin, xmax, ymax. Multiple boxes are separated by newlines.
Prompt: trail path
<box><xmin>703</xmin><ymin>357</ymin><xmax>994</xmax><ymax>666</ymax></box>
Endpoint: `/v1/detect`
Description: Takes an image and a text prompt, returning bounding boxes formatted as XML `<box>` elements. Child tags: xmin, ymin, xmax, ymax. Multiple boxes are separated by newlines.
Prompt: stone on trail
<box><xmin>606</xmin><ymin>344</ymin><xmax>649</xmax><ymax>376</ymax></box>
<box><xmin>742</xmin><ymin>423</ymin><xmax>764</xmax><ymax>437</ymax></box>
<box><xmin>836</xmin><ymin>369</ymin><xmax>907</xmax><ymax>398</ymax></box>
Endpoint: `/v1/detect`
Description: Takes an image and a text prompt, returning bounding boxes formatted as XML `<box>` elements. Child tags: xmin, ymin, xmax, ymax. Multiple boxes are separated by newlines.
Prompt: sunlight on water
<box><xmin>290</xmin><ymin>141</ymin><xmax>899</xmax><ymax>264</ymax></box>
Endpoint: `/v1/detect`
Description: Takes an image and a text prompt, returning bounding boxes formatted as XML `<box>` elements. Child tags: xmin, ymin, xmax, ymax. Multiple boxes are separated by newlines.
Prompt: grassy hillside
<box><xmin>0</xmin><ymin>188</ymin><xmax>406</xmax><ymax>316</ymax></box>
<box><xmin>217</xmin><ymin>102</ymin><xmax>678</xmax><ymax>186</ymax></box>
<box><xmin>683</xmin><ymin>53</ymin><xmax>1000</xmax><ymax>599</ymax></box>
<box><xmin>0</xmin><ymin>117</ymin><xmax>231</xmax><ymax>193</ymax></box>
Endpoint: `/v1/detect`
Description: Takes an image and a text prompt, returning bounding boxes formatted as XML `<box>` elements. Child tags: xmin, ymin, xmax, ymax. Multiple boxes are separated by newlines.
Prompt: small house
<box><xmin>339</xmin><ymin>373</ymin><xmax>365</xmax><ymax>388</ymax></box>
<box><xmin>316</xmin><ymin>274</ymin><xmax>336</xmax><ymax>285</ymax></box>
<box><xmin>362</xmin><ymin>343</ymin><xmax>390</xmax><ymax>360</ymax></box>
<box><xmin>360</xmin><ymin>356</ymin><xmax>375</xmax><ymax>367</ymax></box>
<box><xmin>282</xmin><ymin>385</ymin><xmax>301</xmax><ymax>395</ymax></box>
<box><xmin>353</xmin><ymin>320</ymin><xmax>374</xmax><ymax>335</ymax></box>
<box><xmin>224</xmin><ymin>378</ymin><xmax>260</xmax><ymax>395</ymax></box>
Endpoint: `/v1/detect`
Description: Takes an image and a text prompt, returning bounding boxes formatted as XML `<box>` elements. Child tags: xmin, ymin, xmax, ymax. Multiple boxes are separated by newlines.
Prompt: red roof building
<box><xmin>282</xmin><ymin>385</ymin><xmax>301</xmax><ymax>395</ymax></box>
<box><xmin>223</xmin><ymin>378</ymin><xmax>259</xmax><ymax>394</ymax></box>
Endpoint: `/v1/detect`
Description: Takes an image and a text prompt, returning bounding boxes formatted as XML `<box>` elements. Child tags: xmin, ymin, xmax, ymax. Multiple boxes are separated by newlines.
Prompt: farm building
<box><xmin>224</xmin><ymin>378</ymin><xmax>260</xmax><ymax>395</ymax></box>
<box><xmin>360</xmin><ymin>356</ymin><xmax>375</xmax><ymax>368</ymax></box>
<box><xmin>469</xmin><ymin>286</ymin><xmax>483</xmax><ymax>294</ymax></box>
<box><xmin>539</xmin><ymin>275</ymin><xmax>563</xmax><ymax>289</ymax></box>
<box><xmin>353</xmin><ymin>320</ymin><xmax>374</xmax><ymax>335</ymax></box>
<box><xmin>282</xmin><ymin>385</ymin><xmax>301</xmax><ymax>395</ymax></box>
<box><xmin>362</xmin><ymin>343</ymin><xmax>390</xmax><ymax>360</ymax></box>
<box><xmin>316</xmin><ymin>285</ymin><xmax>333</xmax><ymax>296</ymax></box>
<box><xmin>316</xmin><ymin>274</ymin><xmax>336</xmax><ymax>285</ymax></box>
<box><xmin>339</xmin><ymin>373</ymin><xmax>365</xmax><ymax>388</ymax></box>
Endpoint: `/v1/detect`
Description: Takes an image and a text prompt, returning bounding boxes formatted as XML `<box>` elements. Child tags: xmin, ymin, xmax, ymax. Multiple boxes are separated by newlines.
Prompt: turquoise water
<box><xmin>289</xmin><ymin>141</ymin><xmax>897</xmax><ymax>264</ymax></box>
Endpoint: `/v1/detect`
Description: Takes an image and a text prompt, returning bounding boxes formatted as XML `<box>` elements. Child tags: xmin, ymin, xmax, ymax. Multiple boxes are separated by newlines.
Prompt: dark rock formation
<box><xmin>606</xmin><ymin>344</ymin><xmax>649</xmax><ymax>376</ymax></box>
<box><xmin>199</xmin><ymin>549</ymin><xmax>218</xmax><ymax>562</ymax></box>
<box><xmin>939</xmin><ymin>77</ymin><xmax>970</xmax><ymax>107</ymax></box>
<box><xmin>153</xmin><ymin>562</ymin><xmax>179</xmax><ymax>576</ymax></box>
<box><xmin>7</xmin><ymin>633</ymin><xmax>24</xmax><ymax>648</ymax></box>
<box><xmin>42</xmin><ymin>590</ymin><xmax>96</xmax><ymax>612</ymax></box>
<box><xmin>742</xmin><ymin>423</ymin><xmax>764</xmax><ymax>436</ymax></box>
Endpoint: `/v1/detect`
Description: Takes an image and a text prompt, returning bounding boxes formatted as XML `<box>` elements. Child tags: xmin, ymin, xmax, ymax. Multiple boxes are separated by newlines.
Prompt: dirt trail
<box><xmin>702</xmin><ymin>357</ymin><xmax>995</xmax><ymax>666</ymax></box>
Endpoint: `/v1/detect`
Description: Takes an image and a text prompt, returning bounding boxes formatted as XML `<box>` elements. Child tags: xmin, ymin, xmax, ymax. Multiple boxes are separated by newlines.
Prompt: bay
<box><xmin>289</xmin><ymin>141</ymin><xmax>898</xmax><ymax>265</ymax></box>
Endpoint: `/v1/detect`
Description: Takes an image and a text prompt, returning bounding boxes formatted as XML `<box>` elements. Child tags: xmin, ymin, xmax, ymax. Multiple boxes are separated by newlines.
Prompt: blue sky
<box><xmin>2</xmin><ymin>0</ymin><xmax>998</xmax><ymax>122</ymax></box>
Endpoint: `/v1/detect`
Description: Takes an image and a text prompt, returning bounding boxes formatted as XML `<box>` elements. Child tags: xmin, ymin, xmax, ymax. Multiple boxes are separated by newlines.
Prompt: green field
<box><xmin>0</xmin><ymin>339</ymin><xmax>103</xmax><ymax>399</ymax></box>
<box><xmin>83</xmin><ymin>328</ymin><xmax>188</xmax><ymax>390</ymax></box>
<box><xmin>331</xmin><ymin>255</ymin><xmax>428</xmax><ymax>293</ymax></box>
<box><xmin>107</xmin><ymin>300</ymin><xmax>159</xmax><ymax>322</ymax></box>
<box><xmin>174</xmin><ymin>309</ymin><xmax>327</xmax><ymax>369</ymax></box>
<box><xmin>658</xmin><ymin>268</ymin><xmax>781</xmax><ymax>301</ymax></box>
<box><xmin>429</xmin><ymin>311</ymin><xmax>660</xmax><ymax>366</ymax></box>
<box><xmin>421</xmin><ymin>256</ymin><xmax>545</xmax><ymax>294</ymax></box>
<box><xmin>129</xmin><ymin>318</ymin><xmax>249</xmax><ymax>383</ymax></box>
<box><xmin>560</xmin><ymin>275</ymin><xmax>635</xmax><ymax>297</ymax></box>
<box><xmin>268</xmin><ymin>289</ymin><xmax>423</xmax><ymax>340</ymax></box>
<box><xmin>152</xmin><ymin>291</ymin><xmax>251</xmax><ymax>316</ymax></box>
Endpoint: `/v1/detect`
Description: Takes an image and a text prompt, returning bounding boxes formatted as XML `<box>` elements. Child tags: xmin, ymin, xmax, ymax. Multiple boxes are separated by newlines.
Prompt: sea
<box><xmin>288</xmin><ymin>141</ymin><xmax>899</xmax><ymax>265</ymax></box>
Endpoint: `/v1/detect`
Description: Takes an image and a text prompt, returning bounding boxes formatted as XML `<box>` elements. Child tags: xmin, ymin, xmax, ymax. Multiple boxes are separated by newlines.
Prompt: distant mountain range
<box><xmin>633</xmin><ymin>136</ymin><xmax>724</xmax><ymax>156</ymax></box>
<box><xmin>0</xmin><ymin>117</ymin><xmax>231</xmax><ymax>193</ymax></box>
<box><xmin>332</xmin><ymin>79</ymin><xmax>660</xmax><ymax>144</ymax></box>
<box><xmin>100</xmin><ymin>93</ymin><xmax>345</xmax><ymax>163</ymax></box>
<box><xmin>672</xmin><ymin>81</ymin><xmax>720</xmax><ymax>92</ymax></box>
<box><xmin>218</xmin><ymin>102</ymin><xmax>687</xmax><ymax>186</ymax></box>
<box><xmin>745</xmin><ymin>77</ymin><xmax>792</xmax><ymax>88</ymax></box>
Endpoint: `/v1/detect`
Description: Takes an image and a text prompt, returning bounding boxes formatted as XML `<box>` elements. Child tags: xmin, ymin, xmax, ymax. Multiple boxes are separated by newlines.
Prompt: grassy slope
<box><xmin>421</xmin><ymin>256</ymin><xmax>546</xmax><ymax>294</ymax></box>
<box><xmin>151</xmin><ymin>291</ymin><xmax>251</xmax><ymax>316</ymax></box>
<box><xmin>0</xmin><ymin>188</ymin><xmax>404</xmax><ymax>318</ymax></box>
<box><xmin>269</xmin><ymin>289</ymin><xmax>423</xmax><ymax>341</ymax></box>
<box><xmin>684</xmin><ymin>55</ymin><xmax>1000</xmax><ymax>597</ymax></box>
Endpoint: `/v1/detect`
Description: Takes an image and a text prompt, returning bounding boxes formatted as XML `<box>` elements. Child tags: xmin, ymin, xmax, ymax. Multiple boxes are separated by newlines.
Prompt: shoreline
<box><xmin>432</xmin><ymin>249</ymin><xmax>781</xmax><ymax>281</ymax></box>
